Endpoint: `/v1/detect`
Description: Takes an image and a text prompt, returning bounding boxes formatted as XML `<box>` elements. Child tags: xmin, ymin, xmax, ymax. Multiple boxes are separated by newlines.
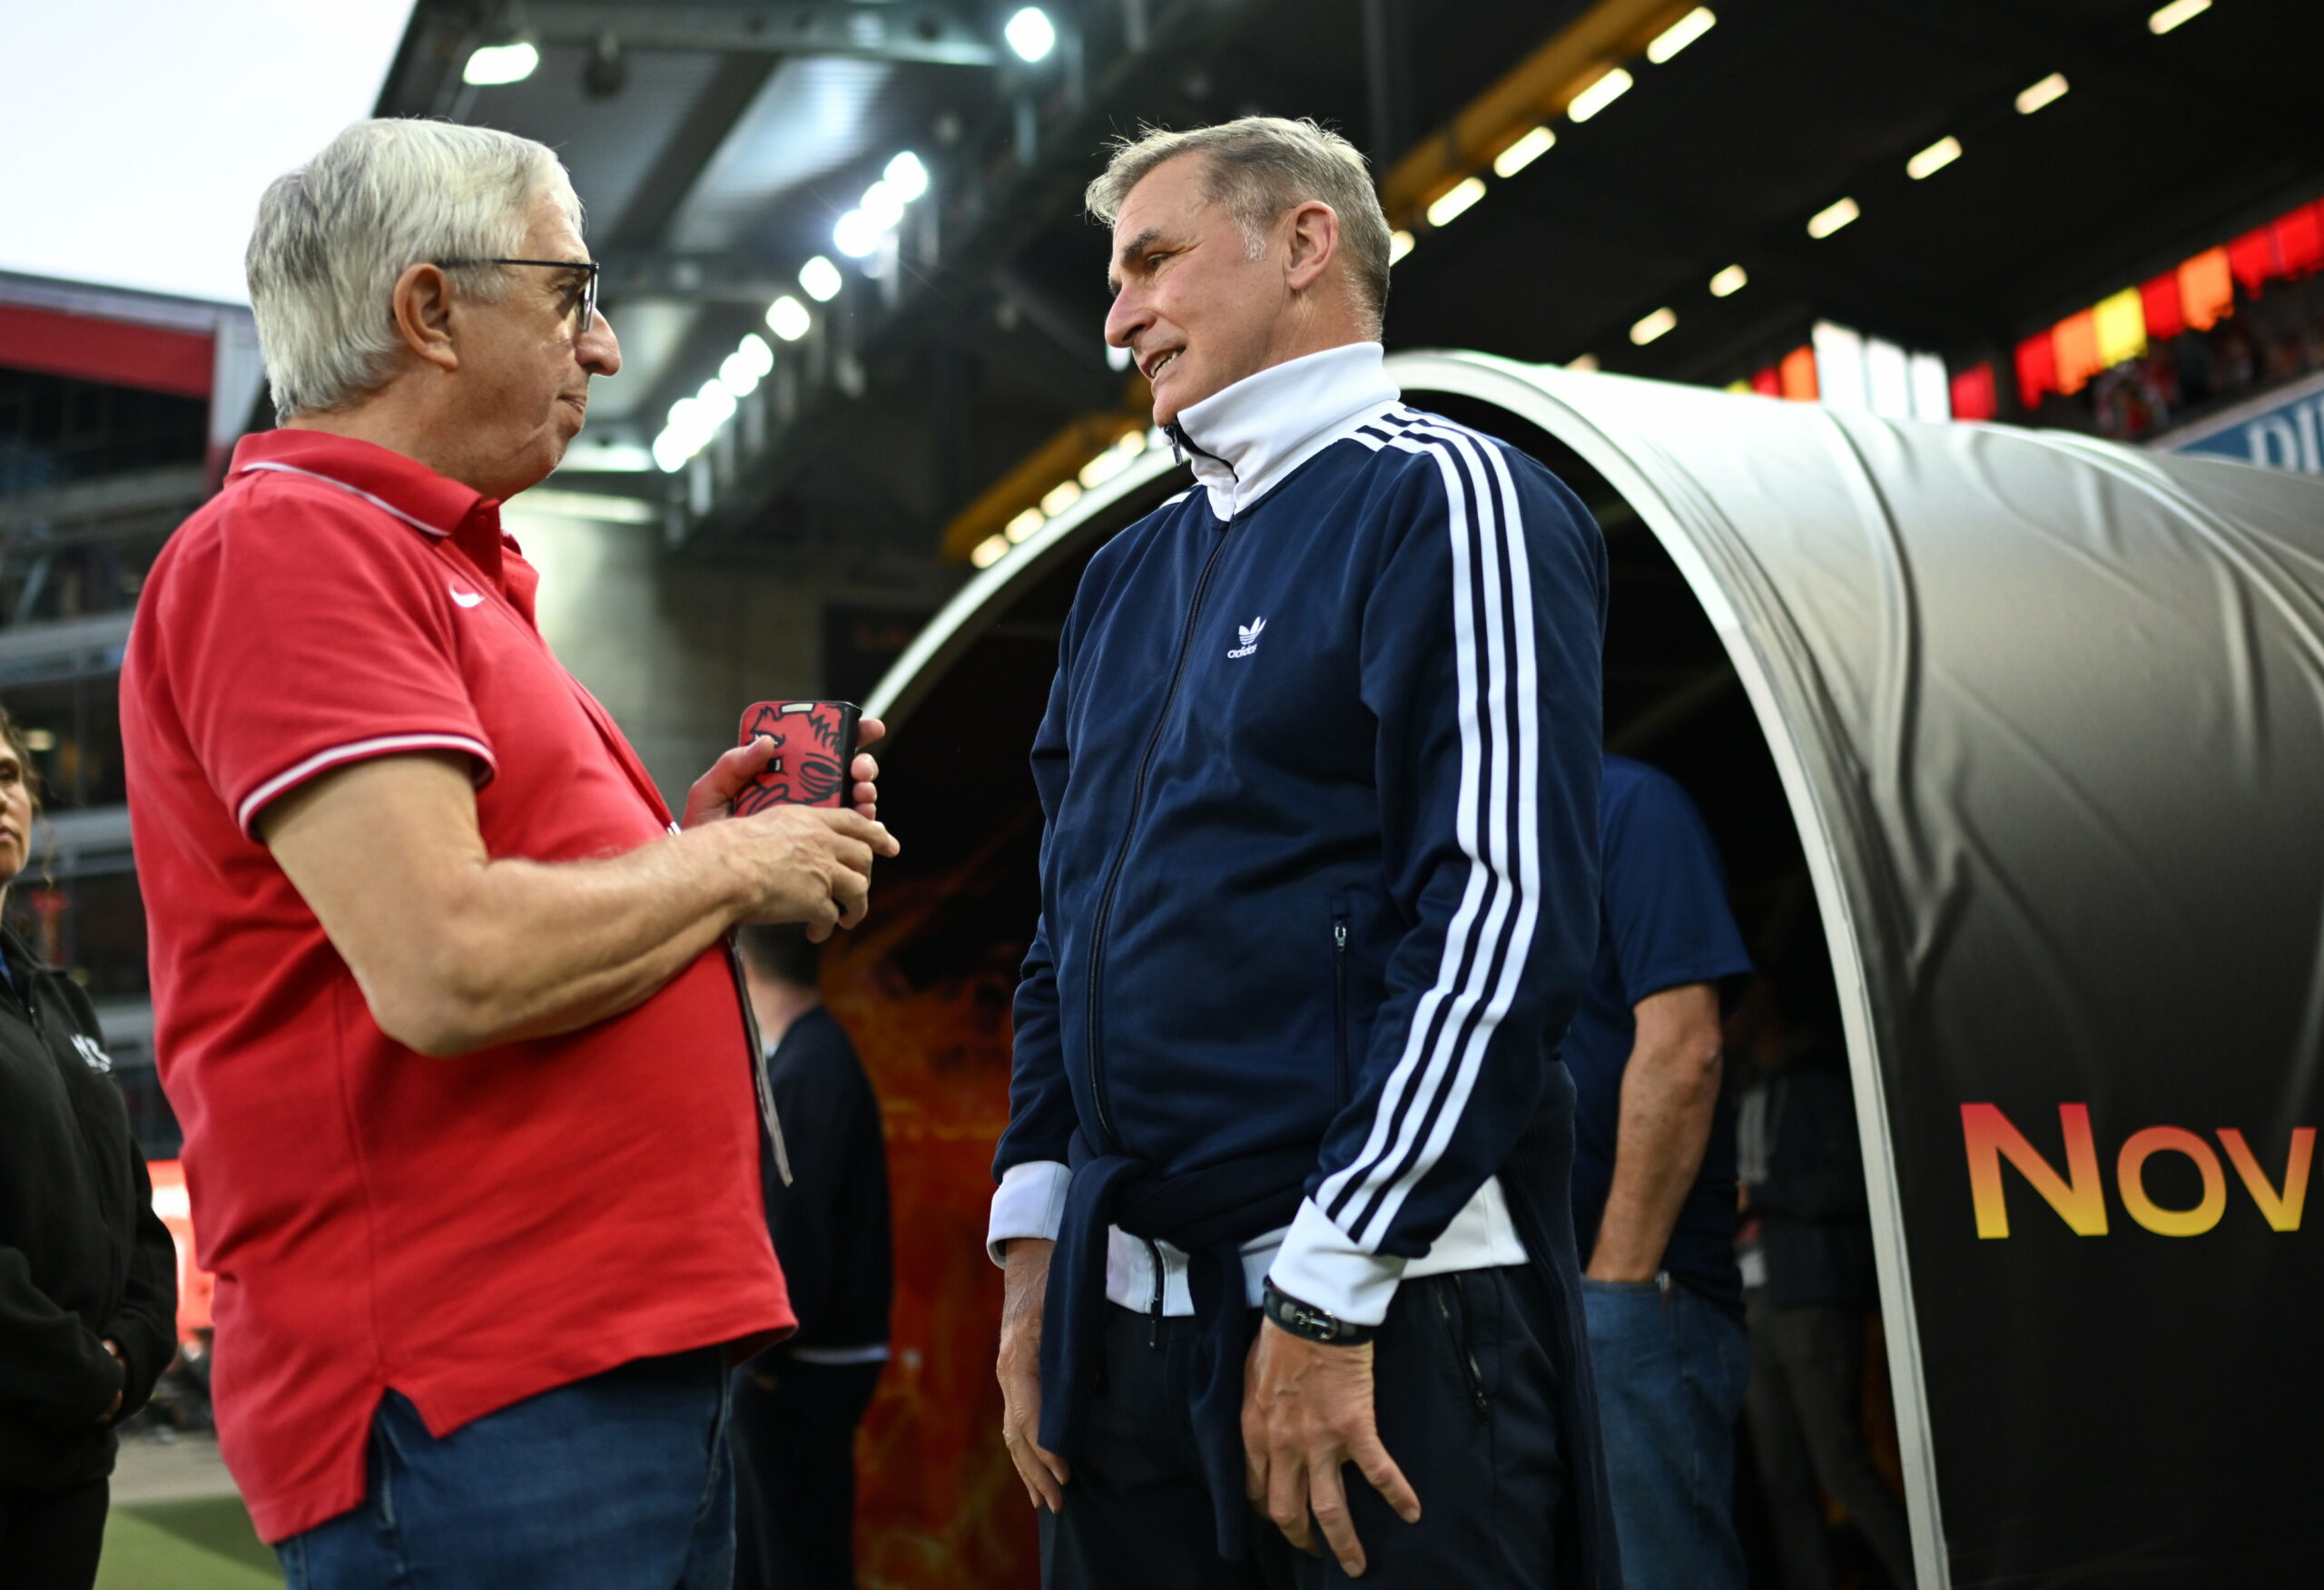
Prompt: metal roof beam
<box><xmin>531</xmin><ymin>3</ymin><xmax>1000</xmax><ymax>67</ymax></box>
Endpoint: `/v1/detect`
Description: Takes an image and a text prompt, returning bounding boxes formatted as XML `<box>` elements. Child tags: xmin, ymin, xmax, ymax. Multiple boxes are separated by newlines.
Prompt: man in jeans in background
<box><xmin>1568</xmin><ymin>754</ymin><xmax>1754</xmax><ymax>1589</ymax></box>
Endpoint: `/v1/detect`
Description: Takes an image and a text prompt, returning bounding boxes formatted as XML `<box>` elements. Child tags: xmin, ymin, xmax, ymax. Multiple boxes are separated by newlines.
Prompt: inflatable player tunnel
<box><xmin>824</xmin><ymin>351</ymin><xmax>2324</xmax><ymax>1589</ymax></box>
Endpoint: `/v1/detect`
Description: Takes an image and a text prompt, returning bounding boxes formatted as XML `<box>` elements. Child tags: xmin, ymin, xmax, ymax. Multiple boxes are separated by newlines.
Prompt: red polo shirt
<box><xmin>120</xmin><ymin>430</ymin><xmax>792</xmax><ymax>1543</ymax></box>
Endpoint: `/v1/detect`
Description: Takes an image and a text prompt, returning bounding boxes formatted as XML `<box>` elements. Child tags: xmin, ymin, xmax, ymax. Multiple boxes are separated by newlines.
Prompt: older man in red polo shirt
<box><xmin>119</xmin><ymin>120</ymin><xmax>898</xmax><ymax>1590</ymax></box>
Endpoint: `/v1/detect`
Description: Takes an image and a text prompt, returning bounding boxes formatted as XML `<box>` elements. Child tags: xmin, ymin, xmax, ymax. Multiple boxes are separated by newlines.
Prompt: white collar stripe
<box><xmin>239</xmin><ymin>460</ymin><xmax>455</xmax><ymax>539</ymax></box>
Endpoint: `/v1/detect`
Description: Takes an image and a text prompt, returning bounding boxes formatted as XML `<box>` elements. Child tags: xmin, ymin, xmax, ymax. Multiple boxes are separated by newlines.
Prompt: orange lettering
<box><xmin>2117</xmin><ymin>1127</ymin><xmax>2226</xmax><ymax>1236</ymax></box>
<box><xmin>1961</xmin><ymin>1103</ymin><xmax>2109</xmax><ymax>1239</ymax></box>
<box><xmin>2217</xmin><ymin>1127</ymin><xmax>2314</xmax><ymax>1232</ymax></box>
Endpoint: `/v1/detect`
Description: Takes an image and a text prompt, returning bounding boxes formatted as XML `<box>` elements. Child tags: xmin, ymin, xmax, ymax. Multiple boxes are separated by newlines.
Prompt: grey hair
<box><xmin>246</xmin><ymin>120</ymin><xmax>582</xmax><ymax>421</ymax></box>
<box><xmin>1085</xmin><ymin>117</ymin><xmax>1391</xmax><ymax>337</ymax></box>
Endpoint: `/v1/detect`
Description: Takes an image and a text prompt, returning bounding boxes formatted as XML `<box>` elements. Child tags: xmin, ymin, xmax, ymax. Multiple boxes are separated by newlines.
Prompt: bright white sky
<box><xmin>0</xmin><ymin>0</ymin><xmax>414</xmax><ymax>305</ymax></box>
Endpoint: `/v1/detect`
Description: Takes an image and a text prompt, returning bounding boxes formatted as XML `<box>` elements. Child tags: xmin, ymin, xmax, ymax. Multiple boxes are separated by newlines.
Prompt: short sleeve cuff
<box><xmin>987</xmin><ymin>1160</ymin><xmax>1072</xmax><ymax>1267</ymax></box>
<box><xmin>236</xmin><ymin>732</ymin><xmax>497</xmax><ymax>839</ymax></box>
<box><xmin>1265</xmin><ymin>1198</ymin><xmax>1406</xmax><ymax>1327</ymax></box>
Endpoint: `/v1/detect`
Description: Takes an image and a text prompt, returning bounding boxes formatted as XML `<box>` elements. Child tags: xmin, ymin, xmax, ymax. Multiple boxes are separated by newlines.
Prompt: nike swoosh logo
<box><xmin>450</xmin><ymin>587</ymin><xmax>485</xmax><ymax>608</ymax></box>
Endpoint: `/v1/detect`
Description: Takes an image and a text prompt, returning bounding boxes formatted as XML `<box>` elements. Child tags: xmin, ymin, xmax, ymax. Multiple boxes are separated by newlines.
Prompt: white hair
<box><xmin>246</xmin><ymin>119</ymin><xmax>583</xmax><ymax>421</ymax></box>
<box><xmin>1086</xmin><ymin>118</ymin><xmax>1392</xmax><ymax>338</ymax></box>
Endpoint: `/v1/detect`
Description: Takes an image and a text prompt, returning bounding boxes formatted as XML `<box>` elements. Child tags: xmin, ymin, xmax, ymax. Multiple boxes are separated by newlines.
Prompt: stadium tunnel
<box><xmin>829</xmin><ymin>351</ymin><xmax>2324</xmax><ymax>1589</ymax></box>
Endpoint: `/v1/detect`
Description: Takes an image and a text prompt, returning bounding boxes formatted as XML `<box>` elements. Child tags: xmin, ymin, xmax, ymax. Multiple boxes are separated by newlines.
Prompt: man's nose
<box><xmin>1104</xmin><ymin>292</ymin><xmax>1145</xmax><ymax>352</ymax></box>
<box><xmin>580</xmin><ymin>310</ymin><xmax>622</xmax><ymax>377</ymax></box>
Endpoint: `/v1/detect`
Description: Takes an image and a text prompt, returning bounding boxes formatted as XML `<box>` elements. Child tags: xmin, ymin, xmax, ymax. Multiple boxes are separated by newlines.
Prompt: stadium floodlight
<box><xmin>1005</xmin><ymin>7</ymin><xmax>1057</xmax><ymax>62</ymax></box>
<box><xmin>1005</xmin><ymin>507</ymin><xmax>1045</xmax><ymax>544</ymax></box>
<box><xmin>1807</xmin><ymin>196</ymin><xmax>1860</xmax><ymax>239</ymax></box>
<box><xmin>832</xmin><ymin>210</ymin><xmax>881</xmax><ymax>258</ymax></box>
<box><xmin>1709</xmin><ymin>264</ymin><xmax>1748</xmax><ymax>298</ymax></box>
<box><xmin>1425</xmin><ymin>178</ymin><xmax>1486</xmax><ymax>229</ymax></box>
<box><xmin>463</xmin><ymin>42</ymin><xmax>538</xmax><ymax>85</ymax></box>
<box><xmin>1567</xmin><ymin>67</ymin><xmax>1634</xmax><ymax>123</ymax></box>
<box><xmin>1646</xmin><ymin>7</ymin><xmax>1717</xmax><ymax>64</ymax></box>
<box><xmin>1906</xmin><ymin>136</ymin><xmax>1963</xmax><ymax>180</ymax></box>
<box><xmin>765</xmin><ymin>296</ymin><xmax>812</xmax><ymax>342</ymax></box>
<box><xmin>798</xmin><ymin>256</ymin><xmax>843</xmax><ymax>302</ymax></box>
<box><xmin>971</xmin><ymin>534</ymin><xmax>1011</xmax><ymax>568</ymax></box>
<box><xmin>1388</xmin><ymin>230</ymin><xmax>1416</xmax><ymax>264</ymax></box>
<box><xmin>2149</xmin><ymin>0</ymin><xmax>2210</xmax><ymax>34</ymax></box>
<box><xmin>1492</xmin><ymin>127</ymin><xmax>1556</xmax><ymax>178</ymax></box>
<box><xmin>1630</xmin><ymin>308</ymin><xmax>1678</xmax><ymax>346</ymax></box>
<box><xmin>885</xmin><ymin>152</ymin><xmax>929</xmax><ymax>201</ymax></box>
<box><xmin>2016</xmin><ymin>73</ymin><xmax>2069</xmax><ymax>114</ymax></box>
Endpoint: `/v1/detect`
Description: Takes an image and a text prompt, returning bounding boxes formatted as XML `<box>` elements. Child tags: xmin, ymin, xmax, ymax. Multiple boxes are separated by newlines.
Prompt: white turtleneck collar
<box><xmin>1167</xmin><ymin>341</ymin><xmax>1401</xmax><ymax>520</ymax></box>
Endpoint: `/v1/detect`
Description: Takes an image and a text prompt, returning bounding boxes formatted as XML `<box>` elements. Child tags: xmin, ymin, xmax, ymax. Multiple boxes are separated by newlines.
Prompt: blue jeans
<box><xmin>278</xmin><ymin>1348</ymin><xmax>736</xmax><ymax>1590</ymax></box>
<box><xmin>1582</xmin><ymin>1275</ymin><xmax>1748</xmax><ymax>1590</ymax></box>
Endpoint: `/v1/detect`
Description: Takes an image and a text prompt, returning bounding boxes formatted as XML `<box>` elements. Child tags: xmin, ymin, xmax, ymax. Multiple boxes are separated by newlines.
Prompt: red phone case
<box><xmin>734</xmin><ymin>701</ymin><xmax>861</xmax><ymax>813</ymax></box>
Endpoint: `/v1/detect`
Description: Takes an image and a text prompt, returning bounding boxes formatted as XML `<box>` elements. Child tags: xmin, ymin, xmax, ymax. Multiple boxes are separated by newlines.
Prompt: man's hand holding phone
<box><xmin>684</xmin><ymin>706</ymin><xmax>898</xmax><ymax>941</ymax></box>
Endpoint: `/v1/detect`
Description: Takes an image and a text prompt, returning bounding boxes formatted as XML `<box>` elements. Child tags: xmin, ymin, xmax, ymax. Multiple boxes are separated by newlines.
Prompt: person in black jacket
<box><xmin>0</xmin><ymin>704</ymin><xmax>179</xmax><ymax>1588</ymax></box>
<box><xmin>1734</xmin><ymin>982</ymin><xmax>1914</xmax><ymax>1590</ymax></box>
<box><xmin>729</xmin><ymin>924</ymin><xmax>893</xmax><ymax>1590</ymax></box>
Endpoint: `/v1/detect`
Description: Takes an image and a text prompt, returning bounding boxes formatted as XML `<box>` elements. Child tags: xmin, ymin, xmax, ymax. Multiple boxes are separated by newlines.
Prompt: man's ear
<box><xmin>389</xmin><ymin>263</ymin><xmax>461</xmax><ymax>376</ymax></box>
<box><xmin>1282</xmin><ymin>201</ymin><xmax>1340</xmax><ymax>294</ymax></box>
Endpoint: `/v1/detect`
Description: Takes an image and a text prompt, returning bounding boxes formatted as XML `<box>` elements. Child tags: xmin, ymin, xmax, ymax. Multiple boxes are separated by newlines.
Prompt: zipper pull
<box><xmin>1334</xmin><ymin>921</ymin><xmax>1347</xmax><ymax>951</ymax></box>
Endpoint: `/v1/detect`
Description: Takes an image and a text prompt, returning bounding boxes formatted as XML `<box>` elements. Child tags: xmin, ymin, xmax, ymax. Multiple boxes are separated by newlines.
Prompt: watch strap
<box><xmin>1262</xmin><ymin>1279</ymin><xmax>1378</xmax><ymax>1345</ymax></box>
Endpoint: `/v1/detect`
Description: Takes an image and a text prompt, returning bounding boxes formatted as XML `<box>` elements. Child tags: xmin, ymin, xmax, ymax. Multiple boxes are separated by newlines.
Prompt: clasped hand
<box><xmin>683</xmin><ymin>716</ymin><xmax>898</xmax><ymax>939</ymax></box>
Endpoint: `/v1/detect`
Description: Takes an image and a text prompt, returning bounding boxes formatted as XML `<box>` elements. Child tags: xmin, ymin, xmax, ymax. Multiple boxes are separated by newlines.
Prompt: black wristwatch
<box><xmin>1262</xmin><ymin>1279</ymin><xmax>1378</xmax><ymax>1346</ymax></box>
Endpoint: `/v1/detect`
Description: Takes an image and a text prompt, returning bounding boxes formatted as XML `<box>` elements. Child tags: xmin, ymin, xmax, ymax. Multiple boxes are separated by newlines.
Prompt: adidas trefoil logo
<box><xmin>71</xmin><ymin>1034</ymin><xmax>112</xmax><ymax>1074</ymax></box>
<box><xmin>1228</xmin><ymin>616</ymin><xmax>1266</xmax><ymax>660</ymax></box>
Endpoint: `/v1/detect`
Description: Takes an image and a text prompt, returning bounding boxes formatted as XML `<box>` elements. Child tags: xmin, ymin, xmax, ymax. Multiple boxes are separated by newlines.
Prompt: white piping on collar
<box><xmin>1171</xmin><ymin>342</ymin><xmax>1402</xmax><ymax>519</ymax></box>
<box><xmin>239</xmin><ymin>460</ymin><xmax>455</xmax><ymax>539</ymax></box>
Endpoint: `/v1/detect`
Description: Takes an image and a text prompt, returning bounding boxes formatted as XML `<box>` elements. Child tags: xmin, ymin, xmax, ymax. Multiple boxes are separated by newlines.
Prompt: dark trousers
<box><xmin>1741</xmin><ymin>1291</ymin><xmax>1915</xmax><ymax>1590</ymax></box>
<box><xmin>1039</xmin><ymin>1266</ymin><xmax>1562</xmax><ymax>1590</ymax></box>
<box><xmin>729</xmin><ymin>1359</ymin><xmax>882</xmax><ymax>1590</ymax></box>
<box><xmin>0</xmin><ymin>1477</ymin><xmax>110</xmax><ymax>1590</ymax></box>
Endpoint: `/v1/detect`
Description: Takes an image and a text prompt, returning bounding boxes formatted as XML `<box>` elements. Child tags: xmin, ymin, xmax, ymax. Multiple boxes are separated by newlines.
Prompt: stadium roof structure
<box><xmin>373</xmin><ymin>0</ymin><xmax>2324</xmax><ymax>569</ymax></box>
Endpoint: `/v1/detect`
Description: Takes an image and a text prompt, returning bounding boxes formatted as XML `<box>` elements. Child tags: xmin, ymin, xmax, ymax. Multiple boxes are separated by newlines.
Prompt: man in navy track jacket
<box><xmin>988</xmin><ymin>117</ymin><xmax>1616</xmax><ymax>1588</ymax></box>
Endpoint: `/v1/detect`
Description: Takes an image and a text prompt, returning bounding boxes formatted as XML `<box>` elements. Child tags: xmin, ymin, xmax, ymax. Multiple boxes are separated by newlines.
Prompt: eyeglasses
<box><xmin>433</xmin><ymin>257</ymin><xmax>601</xmax><ymax>334</ymax></box>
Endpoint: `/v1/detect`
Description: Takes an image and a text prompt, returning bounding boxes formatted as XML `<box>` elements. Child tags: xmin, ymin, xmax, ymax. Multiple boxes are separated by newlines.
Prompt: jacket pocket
<box><xmin>1330</xmin><ymin>899</ymin><xmax>1351</xmax><ymax>1108</ymax></box>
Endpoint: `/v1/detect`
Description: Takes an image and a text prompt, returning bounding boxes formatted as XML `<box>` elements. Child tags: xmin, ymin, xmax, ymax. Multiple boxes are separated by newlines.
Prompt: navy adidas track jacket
<box><xmin>996</xmin><ymin>343</ymin><xmax>1606</xmax><ymax>1324</ymax></box>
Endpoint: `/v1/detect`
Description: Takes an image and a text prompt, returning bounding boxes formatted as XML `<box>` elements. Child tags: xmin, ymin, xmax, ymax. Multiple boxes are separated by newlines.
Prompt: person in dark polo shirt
<box><xmin>1569</xmin><ymin>755</ymin><xmax>1754</xmax><ymax>1590</ymax></box>
<box><xmin>729</xmin><ymin>925</ymin><xmax>892</xmax><ymax>1590</ymax></box>
<box><xmin>119</xmin><ymin>120</ymin><xmax>898</xmax><ymax>1590</ymax></box>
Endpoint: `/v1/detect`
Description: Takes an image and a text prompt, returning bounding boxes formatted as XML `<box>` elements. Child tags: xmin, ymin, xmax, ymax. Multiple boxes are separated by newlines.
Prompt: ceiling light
<box><xmin>861</xmin><ymin>180</ymin><xmax>906</xmax><ymax>231</ymax></box>
<box><xmin>1906</xmin><ymin>135</ymin><xmax>1962</xmax><ymax>180</ymax></box>
<box><xmin>832</xmin><ymin>210</ymin><xmax>881</xmax><ymax>258</ymax></box>
<box><xmin>1388</xmin><ymin>230</ymin><xmax>1416</xmax><ymax>264</ymax></box>
<box><xmin>1566</xmin><ymin>353</ymin><xmax>1601</xmax><ymax>373</ymax></box>
<box><xmin>970</xmin><ymin>534</ymin><xmax>1011</xmax><ymax>568</ymax></box>
<box><xmin>764</xmin><ymin>296</ymin><xmax>812</xmax><ymax>341</ymax></box>
<box><xmin>21</xmin><ymin>728</ymin><xmax>54</xmax><ymax>752</ymax></box>
<box><xmin>798</xmin><ymin>256</ymin><xmax>843</xmax><ymax>302</ymax></box>
<box><xmin>2149</xmin><ymin>0</ymin><xmax>2210</xmax><ymax>34</ymax></box>
<box><xmin>1425</xmin><ymin>177</ymin><xmax>1486</xmax><ymax>229</ymax></box>
<box><xmin>1807</xmin><ymin>196</ymin><xmax>1860</xmax><ymax>239</ymax></box>
<box><xmin>1040</xmin><ymin>478</ymin><xmax>1083</xmax><ymax>516</ymax></box>
<box><xmin>697</xmin><ymin>379</ymin><xmax>738</xmax><ymax>426</ymax></box>
<box><xmin>734</xmin><ymin>333</ymin><xmax>774</xmax><ymax>378</ymax></box>
<box><xmin>884</xmin><ymin>151</ymin><xmax>930</xmax><ymax>202</ymax></box>
<box><xmin>719</xmin><ymin>348</ymin><xmax>762</xmax><ymax>398</ymax></box>
<box><xmin>1567</xmin><ymin>67</ymin><xmax>1634</xmax><ymax>123</ymax></box>
<box><xmin>1709</xmin><ymin>263</ymin><xmax>1747</xmax><ymax>297</ymax></box>
<box><xmin>1113</xmin><ymin>429</ymin><xmax>1147</xmax><ymax>456</ymax></box>
<box><xmin>463</xmin><ymin>41</ymin><xmax>539</xmax><ymax>86</ymax></box>
<box><xmin>1005</xmin><ymin>6</ymin><xmax>1057</xmax><ymax>62</ymax></box>
<box><xmin>2016</xmin><ymin>73</ymin><xmax>2069</xmax><ymax>114</ymax></box>
<box><xmin>1646</xmin><ymin>7</ymin><xmax>1716</xmax><ymax>64</ymax></box>
<box><xmin>1005</xmin><ymin>507</ymin><xmax>1045</xmax><ymax>544</ymax></box>
<box><xmin>1492</xmin><ymin>126</ymin><xmax>1555</xmax><ymax>178</ymax></box>
<box><xmin>1081</xmin><ymin>448</ymin><xmax>1130</xmax><ymax>489</ymax></box>
<box><xmin>1630</xmin><ymin>307</ymin><xmax>1678</xmax><ymax>346</ymax></box>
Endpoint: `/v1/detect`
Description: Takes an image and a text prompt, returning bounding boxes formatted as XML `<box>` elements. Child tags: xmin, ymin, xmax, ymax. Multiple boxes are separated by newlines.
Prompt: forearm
<box><xmin>374</xmin><ymin>824</ymin><xmax>751</xmax><ymax>1054</ymax></box>
<box><xmin>1590</xmin><ymin>1031</ymin><xmax>1723</xmax><ymax>1280</ymax></box>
